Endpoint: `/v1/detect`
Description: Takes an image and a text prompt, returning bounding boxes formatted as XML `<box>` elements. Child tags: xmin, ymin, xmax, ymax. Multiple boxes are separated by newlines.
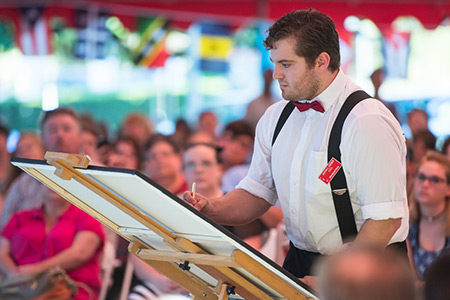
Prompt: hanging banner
<box><xmin>199</xmin><ymin>22</ymin><xmax>233</xmax><ymax>73</ymax></box>
<box><xmin>133</xmin><ymin>16</ymin><xmax>170</xmax><ymax>68</ymax></box>
<box><xmin>382</xmin><ymin>29</ymin><xmax>411</xmax><ymax>78</ymax></box>
<box><xmin>73</xmin><ymin>7</ymin><xmax>111</xmax><ymax>59</ymax></box>
<box><xmin>17</xmin><ymin>6</ymin><xmax>52</xmax><ymax>55</ymax></box>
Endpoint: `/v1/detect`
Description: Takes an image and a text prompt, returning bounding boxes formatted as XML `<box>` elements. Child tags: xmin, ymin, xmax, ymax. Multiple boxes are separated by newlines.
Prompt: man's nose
<box><xmin>273</xmin><ymin>66</ymin><xmax>283</xmax><ymax>80</ymax></box>
<box><xmin>53</xmin><ymin>128</ymin><xmax>64</xmax><ymax>138</ymax></box>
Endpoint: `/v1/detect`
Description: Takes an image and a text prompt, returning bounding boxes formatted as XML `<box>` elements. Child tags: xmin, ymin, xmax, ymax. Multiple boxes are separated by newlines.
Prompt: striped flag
<box><xmin>199</xmin><ymin>22</ymin><xmax>233</xmax><ymax>73</ymax></box>
<box><xmin>382</xmin><ymin>29</ymin><xmax>410</xmax><ymax>78</ymax></box>
<box><xmin>133</xmin><ymin>17</ymin><xmax>170</xmax><ymax>67</ymax></box>
<box><xmin>18</xmin><ymin>6</ymin><xmax>52</xmax><ymax>55</ymax></box>
<box><xmin>73</xmin><ymin>7</ymin><xmax>111</xmax><ymax>59</ymax></box>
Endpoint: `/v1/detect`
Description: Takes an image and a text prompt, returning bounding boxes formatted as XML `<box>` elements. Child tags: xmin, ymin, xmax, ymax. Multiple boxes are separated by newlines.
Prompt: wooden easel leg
<box><xmin>218</xmin><ymin>283</ymin><xmax>235</xmax><ymax>300</ymax></box>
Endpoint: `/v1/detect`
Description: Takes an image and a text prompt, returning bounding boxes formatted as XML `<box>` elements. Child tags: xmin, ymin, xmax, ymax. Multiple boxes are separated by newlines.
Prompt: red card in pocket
<box><xmin>318</xmin><ymin>157</ymin><xmax>342</xmax><ymax>184</ymax></box>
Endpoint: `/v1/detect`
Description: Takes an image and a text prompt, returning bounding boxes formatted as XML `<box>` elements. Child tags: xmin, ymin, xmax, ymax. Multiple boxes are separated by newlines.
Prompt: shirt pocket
<box><xmin>304</xmin><ymin>150</ymin><xmax>330</xmax><ymax>195</ymax></box>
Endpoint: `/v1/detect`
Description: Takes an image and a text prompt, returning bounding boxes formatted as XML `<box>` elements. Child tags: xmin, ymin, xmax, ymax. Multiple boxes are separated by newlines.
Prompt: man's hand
<box><xmin>183</xmin><ymin>189</ymin><xmax>271</xmax><ymax>226</ymax></box>
<box><xmin>183</xmin><ymin>191</ymin><xmax>209</xmax><ymax>212</ymax></box>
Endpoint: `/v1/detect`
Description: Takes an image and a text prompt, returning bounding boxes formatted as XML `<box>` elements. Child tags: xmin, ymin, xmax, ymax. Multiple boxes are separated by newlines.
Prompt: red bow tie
<box><xmin>293</xmin><ymin>101</ymin><xmax>325</xmax><ymax>113</ymax></box>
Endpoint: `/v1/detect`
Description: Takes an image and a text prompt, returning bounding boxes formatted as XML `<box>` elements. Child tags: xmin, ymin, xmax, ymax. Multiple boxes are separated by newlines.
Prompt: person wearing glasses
<box><xmin>183</xmin><ymin>143</ymin><xmax>224</xmax><ymax>200</ymax></box>
<box><xmin>407</xmin><ymin>150</ymin><xmax>450</xmax><ymax>281</ymax></box>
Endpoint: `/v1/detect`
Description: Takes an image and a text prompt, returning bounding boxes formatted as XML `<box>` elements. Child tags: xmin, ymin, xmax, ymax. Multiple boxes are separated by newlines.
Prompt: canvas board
<box><xmin>11</xmin><ymin>157</ymin><xmax>318</xmax><ymax>300</ymax></box>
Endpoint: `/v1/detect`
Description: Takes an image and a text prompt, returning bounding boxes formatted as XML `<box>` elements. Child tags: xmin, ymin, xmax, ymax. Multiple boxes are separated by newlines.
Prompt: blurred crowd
<box><xmin>0</xmin><ymin>104</ymin><xmax>288</xmax><ymax>299</ymax></box>
<box><xmin>0</xmin><ymin>74</ymin><xmax>449</xmax><ymax>299</ymax></box>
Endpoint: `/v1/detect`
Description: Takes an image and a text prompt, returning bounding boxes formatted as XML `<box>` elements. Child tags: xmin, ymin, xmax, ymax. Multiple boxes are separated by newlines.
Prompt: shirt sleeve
<box><xmin>342</xmin><ymin>104</ymin><xmax>408</xmax><ymax>220</ymax></box>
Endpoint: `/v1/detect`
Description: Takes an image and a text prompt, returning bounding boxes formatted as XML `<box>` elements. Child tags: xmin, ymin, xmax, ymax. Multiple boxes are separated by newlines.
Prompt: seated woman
<box><xmin>407</xmin><ymin>150</ymin><xmax>450</xmax><ymax>282</ymax></box>
<box><xmin>0</xmin><ymin>187</ymin><xmax>105</xmax><ymax>300</ymax></box>
<box><xmin>108</xmin><ymin>135</ymin><xmax>143</xmax><ymax>171</ymax></box>
<box><xmin>143</xmin><ymin>134</ymin><xmax>187</xmax><ymax>195</ymax></box>
<box><xmin>183</xmin><ymin>142</ymin><xmax>225</xmax><ymax>199</ymax></box>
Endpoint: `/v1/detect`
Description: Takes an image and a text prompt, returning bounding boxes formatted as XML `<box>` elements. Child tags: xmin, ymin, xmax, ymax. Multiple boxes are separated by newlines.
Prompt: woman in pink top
<box><xmin>0</xmin><ymin>188</ymin><xmax>105</xmax><ymax>300</ymax></box>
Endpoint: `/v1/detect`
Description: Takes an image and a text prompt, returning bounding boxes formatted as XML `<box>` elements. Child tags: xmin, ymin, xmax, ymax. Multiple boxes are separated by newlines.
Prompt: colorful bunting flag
<box><xmin>382</xmin><ymin>29</ymin><xmax>410</xmax><ymax>78</ymax></box>
<box><xmin>133</xmin><ymin>16</ymin><xmax>170</xmax><ymax>68</ymax></box>
<box><xmin>73</xmin><ymin>7</ymin><xmax>112</xmax><ymax>59</ymax></box>
<box><xmin>199</xmin><ymin>22</ymin><xmax>233</xmax><ymax>73</ymax></box>
<box><xmin>17</xmin><ymin>6</ymin><xmax>52</xmax><ymax>55</ymax></box>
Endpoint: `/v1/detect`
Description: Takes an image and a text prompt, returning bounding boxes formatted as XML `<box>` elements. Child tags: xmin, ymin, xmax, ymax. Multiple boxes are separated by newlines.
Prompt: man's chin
<box><xmin>282</xmin><ymin>95</ymin><xmax>294</xmax><ymax>101</ymax></box>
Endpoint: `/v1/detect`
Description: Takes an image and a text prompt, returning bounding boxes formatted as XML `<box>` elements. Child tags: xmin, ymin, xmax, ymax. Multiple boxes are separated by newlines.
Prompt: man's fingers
<box><xmin>183</xmin><ymin>191</ymin><xmax>208</xmax><ymax>212</ymax></box>
<box><xmin>183</xmin><ymin>191</ymin><xmax>197</xmax><ymax>205</ymax></box>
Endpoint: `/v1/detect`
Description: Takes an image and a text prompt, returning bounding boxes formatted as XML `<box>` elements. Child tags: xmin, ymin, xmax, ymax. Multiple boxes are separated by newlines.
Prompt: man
<box><xmin>143</xmin><ymin>134</ymin><xmax>188</xmax><ymax>195</ymax></box>
<box><xmin>407</xmin><ymin>108</ymin><xmax>429</xmax><ymax>137</ymax></box>
<box><xmin>369</xmin><ymin>68</ymin><xmax>398</xmax><ymax>120</ymax></box>
<box><xmin>217</xmin><ymin>120</ymin><xmax>254</xmax><ymax>193</ymax></box>
<box><xmin>184</xmin><ymin>9</ymin><xmax>408</xmax><ymax>283</ymax></box>
<box><xmin>119</xmin><ymin>113</ymin><xmax>154</xmax><ymax>151</ymax></box>
<box><xmin>216</xmin><ymin>120</ymin><xmax>284</xmax><ymax>250</ymax></box>
<box><xmin>197</xmin><ymin>111</ymin><xmax>219</xmax><ymax>140</ymax></box>
<box><xmin>316</xmin><ymin>245</ymin><xmax>415</xmax><ymax>300</ymax></box>
<box><xmin>0</xmin><ymin>107</ymin><xmax>82</xmax><ymax>228</ymax></box>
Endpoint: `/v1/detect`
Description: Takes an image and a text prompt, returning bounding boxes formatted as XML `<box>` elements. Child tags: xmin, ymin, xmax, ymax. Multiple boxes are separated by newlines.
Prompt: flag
<box><xmin>133</xmin><ymin>16</ymin><xmax>170</xmax><ymax>68</ymax></box>
<box><xmin>199</xmin><ymin>22</ymin><xmax>233</xmax><ymax>73</ymax></box>
<box><xmin>73</xmin><ymin>7</ymin><xmax>111</xmax><ymax>59</ymax></box>
<box><xmin>17</xmin><ymin>6</ymin><xmax>52</xmax><ymax>55</ymax></box>
<box><xmin>382</xmin><ymin>29</ymin><xmax>411</xmax><ymax>78</ymax></box>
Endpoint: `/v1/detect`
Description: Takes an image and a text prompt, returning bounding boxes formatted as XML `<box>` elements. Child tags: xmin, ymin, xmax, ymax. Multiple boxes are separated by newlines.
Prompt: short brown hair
<box><xmin>263</xmin><ymin>9</ymin><xmax>340</xmax><ymax>71</ymax></box>
<box><xmin>224</xmin><ymin>120</ymin><xmax>254</xmax><ymax>141</ymax></box>
<box><xmin>39</xmin><ymin>107</ymin><xmax>80</xmax><ymax>131</ymax></box>
<box><xmin>144</xmin><ymin>134</ymin><xmax>181</xmax><ymax>159</ymax></box>
<box><xmin>184</xmin><ymin>142</ymin><xmax>222</xmax><ymax>165</ymax></box>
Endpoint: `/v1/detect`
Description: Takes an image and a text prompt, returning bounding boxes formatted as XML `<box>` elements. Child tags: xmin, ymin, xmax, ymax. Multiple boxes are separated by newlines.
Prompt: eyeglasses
<box><xmin>415</xmin><ymin>173</ymin><xmax>447</xmax><ymax>184</ymax></box>
<box><xmin>184</xmin><ymin>161</ymin><xmax>217</xmax><ymax>171</ymax></box>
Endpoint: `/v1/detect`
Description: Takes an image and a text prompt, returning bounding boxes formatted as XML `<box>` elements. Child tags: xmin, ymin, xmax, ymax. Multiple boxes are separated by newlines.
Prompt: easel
<box><xmin>14</xmin><ymin>152</ymin><xmax>317</xmax><ymax>300</ymax></box>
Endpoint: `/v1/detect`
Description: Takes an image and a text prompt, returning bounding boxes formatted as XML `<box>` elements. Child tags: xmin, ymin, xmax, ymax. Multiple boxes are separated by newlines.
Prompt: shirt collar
<box><xmin>313</xmin><ymin>69</ymin><xmax>347</xmax><ymax>112</ymax></box>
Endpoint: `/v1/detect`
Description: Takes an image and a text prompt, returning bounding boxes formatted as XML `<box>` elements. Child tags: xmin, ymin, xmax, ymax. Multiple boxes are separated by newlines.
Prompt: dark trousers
<box><xmin>282</xmin><ymin>240</ymin><xmax>407</xmax><ymax>278</ymax></box>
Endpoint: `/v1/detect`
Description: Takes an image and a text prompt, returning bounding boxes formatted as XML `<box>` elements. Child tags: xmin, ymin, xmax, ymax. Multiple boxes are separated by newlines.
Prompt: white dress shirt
<box><xmin>237</xmin><ymin>70</ymin><xmax>409</xmax><ymax>255</ymax></box>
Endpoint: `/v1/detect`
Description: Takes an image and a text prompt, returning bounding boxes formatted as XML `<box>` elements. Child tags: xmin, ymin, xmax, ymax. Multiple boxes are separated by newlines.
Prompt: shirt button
<box><xmin>291</xmin><ymin>209</ymin><xmax>296</xmax><ymax>215</ymax></box>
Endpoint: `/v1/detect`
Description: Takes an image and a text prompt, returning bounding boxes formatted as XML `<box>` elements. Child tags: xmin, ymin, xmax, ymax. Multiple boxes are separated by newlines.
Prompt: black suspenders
<box><xmin>272</xmin><ymin>90</ymin><xmax>371</xmax><ymax>242</ymax></box>
<box><xmin>272</xmin><ymin>101</ymin><xmax>295</xmax><ymax>146</ymax></box>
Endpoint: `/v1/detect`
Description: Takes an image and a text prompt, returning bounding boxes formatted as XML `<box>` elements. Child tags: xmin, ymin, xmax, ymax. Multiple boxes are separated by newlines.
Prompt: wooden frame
<box><xmin>11</xmin><ymin>153</ymin><xmax>318</xmax><ymax>300</ymax></box>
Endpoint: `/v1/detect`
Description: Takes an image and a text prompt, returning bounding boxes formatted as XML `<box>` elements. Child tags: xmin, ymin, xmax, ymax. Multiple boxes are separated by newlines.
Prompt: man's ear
<box><xmin>315</xmin><ymin>52</ymin><xmax>330</xmax><ymax>71</ymax></box>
